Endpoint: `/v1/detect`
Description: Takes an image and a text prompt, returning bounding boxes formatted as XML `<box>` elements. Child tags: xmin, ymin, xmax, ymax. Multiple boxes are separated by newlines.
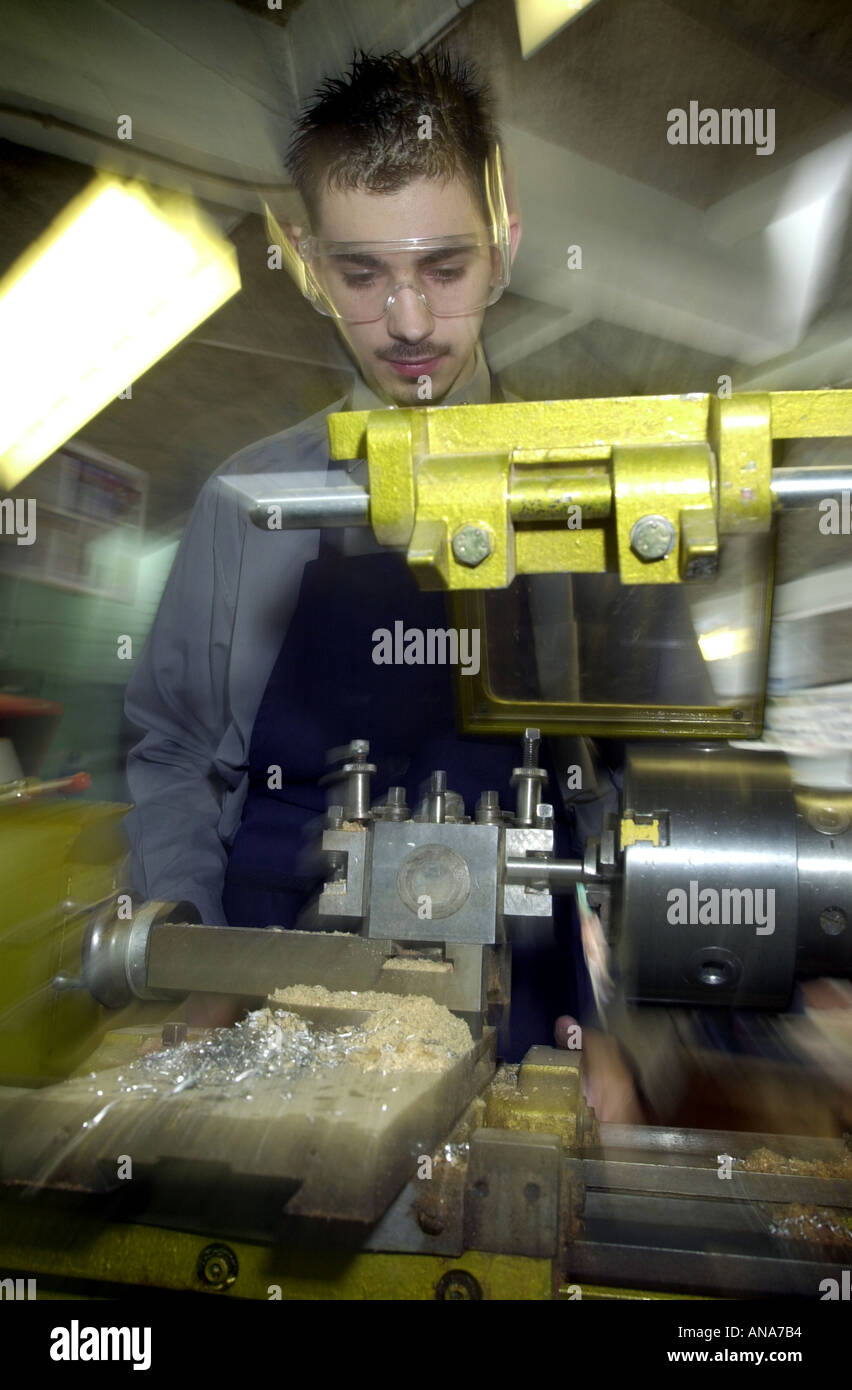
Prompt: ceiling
<box><xmin>1</xmin><ymin>0</ymin><xmax>850</xmax><ymax>534</ymax></box>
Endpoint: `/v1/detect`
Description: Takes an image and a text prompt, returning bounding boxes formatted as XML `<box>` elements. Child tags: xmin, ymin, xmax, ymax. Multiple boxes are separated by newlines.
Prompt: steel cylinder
<box><xmin>620</xmin><ymin>745</ymin><xmax>799</xmax><ymax>1008</ymax></box>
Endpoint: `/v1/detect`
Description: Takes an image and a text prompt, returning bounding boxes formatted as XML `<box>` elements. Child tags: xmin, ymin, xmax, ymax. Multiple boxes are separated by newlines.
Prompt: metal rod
<box><xmin>426</xmin><ymin>770</ymin><xmax>447</xmax><ymax>824</ymax></box>
<box><xmin>504</xmin><ymin>857</ymin><xmax>585</xmax><ymax>890</ymax></box>
<box><xmin>245</xmin><ymin>465</ymin><xmax>852</xmax><ymax>531</ymax></box>
<box><xmin>510</xmin><ymin>466</ymin><xmax>612</xmax><ymax>521</ymax></box>
<box><xmin>770</xmin><ymin>465</ymin><xmax>852</xmax><ymax>508</ymax></box>
<box><xmin>249</xmin><ymin>485</ymin><xmax>369</xmax><ymax>529</ymax></box>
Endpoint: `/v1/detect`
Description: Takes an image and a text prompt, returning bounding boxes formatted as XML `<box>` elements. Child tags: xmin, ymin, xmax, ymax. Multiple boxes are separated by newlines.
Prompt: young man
<box><xmin>123</xmin><ymin>51</ymin><xmax>586</xmax><ymax>1059</ymax></box>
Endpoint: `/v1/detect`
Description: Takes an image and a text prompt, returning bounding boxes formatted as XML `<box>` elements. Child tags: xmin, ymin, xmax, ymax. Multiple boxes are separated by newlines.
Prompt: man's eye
<box><xmin>429</xmin><ymin>266</ymin><xmax>466</xmax><ymax>283</ymax></box>
<box><xmin>342</xmin><ymin>272</ymin><xmax>377</xmax><ymax>289</ymax></box>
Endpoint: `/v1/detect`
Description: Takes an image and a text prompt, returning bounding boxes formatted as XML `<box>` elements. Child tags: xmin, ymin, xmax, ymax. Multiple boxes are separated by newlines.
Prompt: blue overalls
<box><xmin>222</xmin><ymin>538</ymin><xmax>591</xmax><ymax>1060</ymax></box>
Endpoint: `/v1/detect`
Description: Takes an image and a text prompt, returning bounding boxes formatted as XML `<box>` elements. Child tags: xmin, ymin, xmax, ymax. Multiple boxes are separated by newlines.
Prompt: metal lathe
<box><xmin>1</xmin><ymin>389</ymin><xmax>851</xmax><ymax>1300</ymax></box>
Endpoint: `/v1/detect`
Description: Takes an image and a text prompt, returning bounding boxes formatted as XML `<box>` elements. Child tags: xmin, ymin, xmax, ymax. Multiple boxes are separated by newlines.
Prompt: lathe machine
<box><xmin>1</xmin><ymin>388</ymin><xmax>851</xmax><ymax>1299</ymax></box>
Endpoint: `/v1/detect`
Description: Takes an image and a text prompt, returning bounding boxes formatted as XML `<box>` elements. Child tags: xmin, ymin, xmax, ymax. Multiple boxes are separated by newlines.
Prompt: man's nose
<box><xmin>385</xmin><ymin>284</ymin><xmax>434</xmax><ymax>341</ymax></box>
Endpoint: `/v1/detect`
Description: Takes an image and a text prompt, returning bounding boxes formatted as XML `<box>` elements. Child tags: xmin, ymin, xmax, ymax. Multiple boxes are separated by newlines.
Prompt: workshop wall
<box><xmin>0</xmin><ymin>539</ymin><xmax>177</xmax><ymax>801</ymax></box>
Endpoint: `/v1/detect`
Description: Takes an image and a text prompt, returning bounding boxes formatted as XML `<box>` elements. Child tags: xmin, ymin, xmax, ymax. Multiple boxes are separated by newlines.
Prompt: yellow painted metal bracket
<box><xmin>328</xmin><ymin>389</ymin><xmax>852</xmax><ymax>591</ymax></box>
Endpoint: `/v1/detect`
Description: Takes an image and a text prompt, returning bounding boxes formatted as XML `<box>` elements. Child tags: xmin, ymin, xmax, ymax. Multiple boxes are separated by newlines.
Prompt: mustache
<box><xmin>377</xmin><ymin>345</ymin><xmax>450</xmax><ymax>362</ymax></box>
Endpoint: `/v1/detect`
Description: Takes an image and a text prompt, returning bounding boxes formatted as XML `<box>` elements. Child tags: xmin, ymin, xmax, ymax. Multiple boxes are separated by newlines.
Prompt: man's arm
<box><xmin>123</xmin><ymin>473</ymin><xmax>241</xmax><ymax>925</ymax></box>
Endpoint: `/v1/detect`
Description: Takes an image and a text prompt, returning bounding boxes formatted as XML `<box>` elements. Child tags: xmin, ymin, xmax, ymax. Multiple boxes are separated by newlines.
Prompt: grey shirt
<box><xmin>123</xmin><ymin>346</ymin><xmax>495</xmax><ymax>925</ymax></box>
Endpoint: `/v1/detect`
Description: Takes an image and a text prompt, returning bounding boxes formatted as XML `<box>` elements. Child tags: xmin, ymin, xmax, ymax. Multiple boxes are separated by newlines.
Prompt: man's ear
<box><xmin>264</xmin><ymin>201</ymin><xmax>303</xmax><ymax>254</ymax></box>
<box><xmin>508</xmin><ymin>213</ymin><xmax>522</xmax><ymax>266</ymax></box>
<box><xmin>263</xmin><ymin>203</ymin><xmax>310</xmax><ymax>298</ymax></box>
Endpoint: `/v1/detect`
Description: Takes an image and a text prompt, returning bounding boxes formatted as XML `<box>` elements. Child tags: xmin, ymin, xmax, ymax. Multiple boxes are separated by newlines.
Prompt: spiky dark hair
<box><xmin>287</xmin><ymin>50</ymin><xmax>499</xmax><ymax>226</ymax></box>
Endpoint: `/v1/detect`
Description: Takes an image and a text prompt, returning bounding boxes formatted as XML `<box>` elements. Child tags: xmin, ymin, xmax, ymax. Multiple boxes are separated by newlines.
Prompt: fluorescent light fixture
<box><xmin>0</xmin><ymin>177</ymin><xmax>240</xmax><ymax>489</ymax></box>
<box><xmin>514</xmin><ymin>0</ymin><xmax>600</xmax><ymax>59</ymax></box>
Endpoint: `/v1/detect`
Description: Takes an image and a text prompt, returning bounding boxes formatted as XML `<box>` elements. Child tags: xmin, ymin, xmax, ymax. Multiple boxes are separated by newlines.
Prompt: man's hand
<box><xmin>555</xmin><ymin>1014</ymin><xmax>645</xmax><ymax>1124</ymax></box>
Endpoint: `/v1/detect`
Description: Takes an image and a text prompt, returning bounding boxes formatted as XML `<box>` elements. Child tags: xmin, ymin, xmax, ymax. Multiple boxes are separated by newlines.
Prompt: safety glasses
<box><xmin>296</xmin><ymin>233</ymin><xmax>508</xmax><ymax>323</ymax></box>
<box><xmin>264</xmin><ymin>146</ymin><xmax>513</xmax><ymax>324</ymax></box>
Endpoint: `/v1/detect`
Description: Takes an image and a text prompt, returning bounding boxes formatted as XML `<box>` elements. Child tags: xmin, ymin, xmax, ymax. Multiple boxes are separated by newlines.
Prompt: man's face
<box><xmin>312</xmin><ymin>175</ymin><xmax>494</xmax><ymax>406</ymax></box>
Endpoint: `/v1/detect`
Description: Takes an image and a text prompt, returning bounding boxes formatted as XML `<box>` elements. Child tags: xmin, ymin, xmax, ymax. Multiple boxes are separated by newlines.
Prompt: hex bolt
<box><xmin>512</xmin><ymin>727</ymin><xmax>547</xmax><ymax>827</ymax></box>
<box><xmin>197</xmin><ymin>1243</ymin><xmax>238</xmax><ymax>1289</ymax></box>
<box><xmin>452</xmin><ymin>525</ymin><xmax>492</xmax><ymax>567</ymax></box>
<box><xmin>435</xmin><ymin>1270</ymin><xmax>483</xmax><ymax>1301</ymax></box>
<box><xmin>320</xmin><ymin>738</ymin><xmax>375</xmax><ymax>821</ymax></box>
<box><xmin>522</xmin><ymin>727</ymin><xmax>540</xmax><ymax>768</ymax></box>
<box><xmin>630</xmin><ymin>514</ymin><xmax>676</xmax><ymax>561</ymax></box>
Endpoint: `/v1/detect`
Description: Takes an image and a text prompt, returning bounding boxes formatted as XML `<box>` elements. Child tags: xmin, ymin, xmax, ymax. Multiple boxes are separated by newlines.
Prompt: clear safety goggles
<box><xmin>264</xmin><ymin>146</ymin><xmax>513</xmax><ymax>324</ymax></box>
<box><xmin>296</xmin><ymin>232</ymin><xmax>509</xmax><ymax>324</ymax></box>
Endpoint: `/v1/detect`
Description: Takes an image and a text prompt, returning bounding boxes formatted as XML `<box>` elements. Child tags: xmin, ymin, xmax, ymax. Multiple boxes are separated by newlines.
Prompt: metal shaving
<box><xmin>105</xmin><ymin>998</ymin><xmax>470</xmax><ymax>1106</ymax></box>
<box><xmin>766</xmin><ymin>1204</ymin><xmax>852</xmax><ymax>1247</ymax></box>
<box><xmin>740</xmin><ymin>1146</ymin><xmax>852</xmax><ymax>1179</ymax></box>
<box><xmin>112</xmin><ymin>1011</ymin><xmax>357</xmax><ymax>1101</ymax></box>
<box><xmin>442</xmin><ymin>1141</ymin><xmax>470</xmax><ymax>1166</ymax></box>
<box><xmin>270</xmin><ymin>986</ymin><xmax>472</xmax><ymax>1071</ymax></box>
<box><xmin>487</xmin><ymin>1063</ymin><xmax>520</xmax><ymax>1097</ymax></box>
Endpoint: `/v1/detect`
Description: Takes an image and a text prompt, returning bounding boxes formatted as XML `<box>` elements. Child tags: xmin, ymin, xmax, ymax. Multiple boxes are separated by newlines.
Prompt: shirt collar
<box><xmin>346</xmin><ymin>340</ymin><xmax>492</xmax><ymax>412</ymax></box>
